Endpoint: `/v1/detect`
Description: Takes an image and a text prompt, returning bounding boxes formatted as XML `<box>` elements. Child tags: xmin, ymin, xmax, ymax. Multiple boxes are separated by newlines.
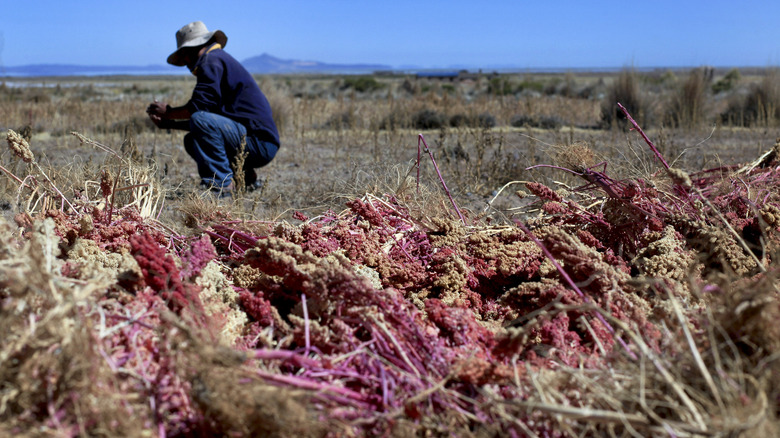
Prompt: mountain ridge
<box><xmin>242</xmin><ymin>53</ymin><xmax>391</xmax><ymax>74</ymax></box>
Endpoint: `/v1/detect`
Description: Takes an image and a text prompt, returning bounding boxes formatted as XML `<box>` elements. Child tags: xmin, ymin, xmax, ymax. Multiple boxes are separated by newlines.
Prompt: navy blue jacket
<box><xmin>186</xmin><ymin>45</ymin><xmax>280</xmax><ymax>146</ymax></box>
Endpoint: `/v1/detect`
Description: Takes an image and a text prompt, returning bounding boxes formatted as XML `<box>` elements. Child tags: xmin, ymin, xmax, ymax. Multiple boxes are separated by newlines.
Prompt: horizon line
<box><xmin>1</xmin><ymin>61</ymin><xmax>778</xmax><ymax>78</ymax></box>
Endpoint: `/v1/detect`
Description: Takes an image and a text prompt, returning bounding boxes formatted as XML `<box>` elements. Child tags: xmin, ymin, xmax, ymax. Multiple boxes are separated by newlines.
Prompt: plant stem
<box><xmin>33</xmin><ymin>162</ymin><xmax>77</xmax><ymax>213</ymax></box>
<box><xmin>0</xmin><ymin>164</ymin><xmax>28</xmax><ymax>187</ymax></box>
<box><xmin>617</xmin><ymin>102</ymin><xmax>670</xmax><ymax>170</ymax></box>
<box><xmin>417</xmin><ymin>134</ymin><xmax>467</xmax><ymax>225</ymax></box>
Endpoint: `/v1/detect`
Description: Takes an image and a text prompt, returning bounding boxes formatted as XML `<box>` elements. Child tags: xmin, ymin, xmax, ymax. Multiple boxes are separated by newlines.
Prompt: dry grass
<box><xmin>0</xmin><ymin>87</ymin><xmax>768</xmax><ymax>233</ymax></box>
<box><xmin>0</xmin><ymin>71</ymin><xmax>773</xmax><ymax>213</ymax></box>
<box><xmin>721</xmin><ymin>68</ymin><xmax>780</xmax><ymax>127</ymax></box>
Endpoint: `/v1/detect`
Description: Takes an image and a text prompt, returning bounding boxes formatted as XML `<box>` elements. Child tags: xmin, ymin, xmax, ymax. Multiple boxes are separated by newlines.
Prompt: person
<box><xmin>146</xmin><ymin>21</ymin><xmax>279</xmax><ymax>196</ymax></box>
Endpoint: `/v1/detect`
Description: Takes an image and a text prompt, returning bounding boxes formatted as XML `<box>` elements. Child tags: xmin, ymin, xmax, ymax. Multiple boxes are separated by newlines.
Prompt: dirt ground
<box><xmin>7</xmin><ymin>124</ymin><xmax>772</xmax><ymax>228</ymax></box>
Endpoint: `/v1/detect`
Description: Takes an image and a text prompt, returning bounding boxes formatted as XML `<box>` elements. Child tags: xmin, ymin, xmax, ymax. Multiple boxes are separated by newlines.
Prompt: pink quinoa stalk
<box><xmin>617</xmin><ymin>102</ymin><xmax>670</xmax><ymax>170</ymax></box>
<box><xmin>254</xmin><ymin>370</ymin><xmax>370</xmax><ymax>406</ymax></box>
<box><xmin>417</xmin><ymin>134</ymin><xmax>467</xmax><ymax>225</ymax></box>
<box><xmin>0</xmin><ymin>163</ymin><xmax>28</xmax><ymax>187</ymax></box>
<box><xmin>302</xmin><ymin>293</ymin><xmax>312</xmax><ymax>354</ymax></box>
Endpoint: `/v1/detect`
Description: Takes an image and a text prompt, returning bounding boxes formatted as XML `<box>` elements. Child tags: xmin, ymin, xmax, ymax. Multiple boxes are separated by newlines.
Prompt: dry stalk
<box><xmin>663</xmin><ymin>282</ymin><xmax>727</xmax><ymax>415</ymax></box>
<box><xmin>126</xmin><ymin>164</ymin><xmax>164</xmax><ymax>219</ymax></box>
<box><xmin>483</xmin><ymin>180</ymin><xmax>531</xmax><ymax>213</ymax></box>
<box><xmin>590</xmin><ymin>306</ymin><xmax>709</xmax><ymax>433</ymax></box>
<box><xmin>232</xmin><ymin>136</ymin><xmax>248</xmax><ymax>197</ymax></box>
<box><xmin>70</xmin><ymin>131</ymin><xmax>164</xmax><ymax>219</ymax></box>
<box><xmin>7</xmin><ymin>129</ymin><xmax>78</xmax><ymax>213</ymax></box>
<box><xmin>517</xmin><ymin>401</ymin><xmax>650</xmax><ymax>426</ymax></box>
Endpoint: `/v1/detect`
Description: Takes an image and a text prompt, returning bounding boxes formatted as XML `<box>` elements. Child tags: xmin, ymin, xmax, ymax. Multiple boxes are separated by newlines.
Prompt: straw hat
<box><xmin>167</xmin><ymin>21</ymin><xmax>227</xmax><ymax>66</ymax></box>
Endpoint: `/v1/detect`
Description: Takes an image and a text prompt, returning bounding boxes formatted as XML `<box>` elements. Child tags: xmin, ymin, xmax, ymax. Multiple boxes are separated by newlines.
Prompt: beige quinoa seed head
<box><xmin>6</xmin><ymin>129</ymin><xmax>35</xmax><ymax>163</ymax></box>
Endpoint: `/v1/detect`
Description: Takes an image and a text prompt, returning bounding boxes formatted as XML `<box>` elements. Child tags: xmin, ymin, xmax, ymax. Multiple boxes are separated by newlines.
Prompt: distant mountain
<box><xmin>242</xmin><ymin>53</ymin><xmax>391</xmax><ymax>74</ymax></box>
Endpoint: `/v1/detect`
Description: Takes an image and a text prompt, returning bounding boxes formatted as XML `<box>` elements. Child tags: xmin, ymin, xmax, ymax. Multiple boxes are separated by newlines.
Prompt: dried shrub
<box><xmin>476</xmin><ymin>112</ymin><xmax>497</xmax><ymax>128</ymax></box>
<box><xmin>487</xmin><ymin>76</ymin><xmax>514</xmax><ymax>96</ymax></box>
<box><xmin>601</xmin><ymin>68</ymin><xmax>646</xmax><ymax>128</ymax></box>
<box><xmin>721</xmin><ymin>69</ymin><xmax>780</xmax><ymax>126</ymax></box>
<box><xmin>341</xmin><ymin>76</ymin><xmax>385</xmax><ymax>93</ymax></box>
<box><xmin>542</xmin><ymin>73</ymin><xmax>578</xmax><ymax>97</ymax></box>
<box><xmin>321</xmin><ymin>110</ymin><xmax>358</xmax><ymax>130</ymax></box>
<box><xmin>510</xmin><ymin>114</ymin><xmax>535</xmax><ymax>128</ymax></box>
<box><xmin>5</xmin><ymin>151</ymin><xmax>780</xmax><ymax>435</ymax></box>
<box><xmin>448</xmin><ymin>113</ymin><xmax>471</xmax><ymax>127</ymax></box>
<box><xmin>411</xmin><ymin>108</ymin><xmax>446</xmax><ymax>130</ymax></box>
<box><xmin>379</xmin><ymin>109</ymin><xmax>409</xmax><ymax>130</ymax></box>
<box><xmin>665</xmin><ymin>67</ymin><xmax>712</xmax><ymax>128</ymax></box>
<box><xmin>449</xmin><ymin>112</ymin><xmax>496</xmax><ymax>128</ymax></box>
<box><xmin>510</xmin><ymin>114</ymin><xmax>564</xmax><ymax>130</ymax></box>
<box><xmin>712</xmin><ymin>68</ymin><xmax>741</xmax><ymax>94</ymax></box>
<box><xmin>516</xmin><ymin>78</ymin><xmax>545</xmax><ymax>95</ymax></box>
<box><xmin>264</xmin><ymin>88</ymin><xmax>291</xmax><ymax>134</ymax></box>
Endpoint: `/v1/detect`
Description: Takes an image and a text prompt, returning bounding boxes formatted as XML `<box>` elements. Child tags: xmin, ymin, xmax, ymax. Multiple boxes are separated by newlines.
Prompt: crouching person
<box><xmin>146</xmin><ymin>21</ymin><xmax>279</xmax><ymax>196</ymax></box>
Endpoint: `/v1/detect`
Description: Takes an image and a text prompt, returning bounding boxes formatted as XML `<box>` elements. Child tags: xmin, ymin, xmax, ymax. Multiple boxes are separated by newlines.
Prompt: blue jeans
<box><xmin>184</xmin><ymin>111</ymin><xmax>278</xmax><ymax>188</ymax></box>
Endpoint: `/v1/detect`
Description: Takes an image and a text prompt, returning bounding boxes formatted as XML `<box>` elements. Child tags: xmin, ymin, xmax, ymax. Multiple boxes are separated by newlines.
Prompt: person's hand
<box><xmin>146</xmin><ymin>100</ymin><xmax>169</xmax><ymax>127</ymax></box>
<box><xmin>146</xmin><ymin>100</ymin><xmax>168</xmax><ymax>116</ymax></box>
<box><xmin>148</xmin><ymin>113</ymin><xmax>163</xmax><ymax>127</ymax></box>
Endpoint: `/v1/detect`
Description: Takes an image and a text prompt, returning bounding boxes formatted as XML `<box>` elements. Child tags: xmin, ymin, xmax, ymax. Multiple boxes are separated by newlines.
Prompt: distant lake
<box><xmin>0</xmin><ymin>64</ymin><xmax>183</xmax><ymax>78</ymax></box>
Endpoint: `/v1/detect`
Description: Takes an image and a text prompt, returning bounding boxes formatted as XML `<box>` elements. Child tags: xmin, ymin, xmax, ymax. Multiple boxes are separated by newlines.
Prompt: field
<box><xmin>1</xmin><ymin>67</ymin><xmax>780</xmax><ymax>436</ymax></box>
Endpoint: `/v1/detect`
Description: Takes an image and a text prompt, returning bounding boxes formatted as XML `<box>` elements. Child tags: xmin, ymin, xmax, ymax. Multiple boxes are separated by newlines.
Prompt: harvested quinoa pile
<box><xmin>1</xmin><ymin>133</ymin><xmax>780</xmax><ymax>436</ymax></box>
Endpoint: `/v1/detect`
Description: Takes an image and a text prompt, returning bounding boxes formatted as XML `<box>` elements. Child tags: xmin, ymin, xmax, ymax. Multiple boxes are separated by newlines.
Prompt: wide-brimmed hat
<box><xmin>167</xmin><ymin>21</ymin><xmax>227</xmax><ymax>66</ymax></box>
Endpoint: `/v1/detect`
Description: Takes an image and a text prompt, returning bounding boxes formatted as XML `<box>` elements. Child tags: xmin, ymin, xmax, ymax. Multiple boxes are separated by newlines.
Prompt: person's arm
<box><xmin>146</xmin><ymin>100</ymin><xmax>192</xmax><ymax>130</ymax></box>
<box><xmin>162</xmin><ymin>105</ymin><xmax>192</xmax><ymax>120</ymax></box>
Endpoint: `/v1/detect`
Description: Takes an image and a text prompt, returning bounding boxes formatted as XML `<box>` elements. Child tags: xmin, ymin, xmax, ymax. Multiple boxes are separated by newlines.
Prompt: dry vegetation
<box><xmin>1</xmin><ymin>67</ymin><xmax>780</xmax><ymax>436</ymax></box>
<box><xmin>1</xmin><ymin>67</ymin><xmax>777</xmax><ymax>220</ymax></box>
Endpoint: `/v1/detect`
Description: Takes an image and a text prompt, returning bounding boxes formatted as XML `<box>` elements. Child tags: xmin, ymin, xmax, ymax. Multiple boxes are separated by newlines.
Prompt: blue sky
<box><xmin>2</xmin><ymin>1</ymin><xmax>779</xmax><ymax>69</ymax></box>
